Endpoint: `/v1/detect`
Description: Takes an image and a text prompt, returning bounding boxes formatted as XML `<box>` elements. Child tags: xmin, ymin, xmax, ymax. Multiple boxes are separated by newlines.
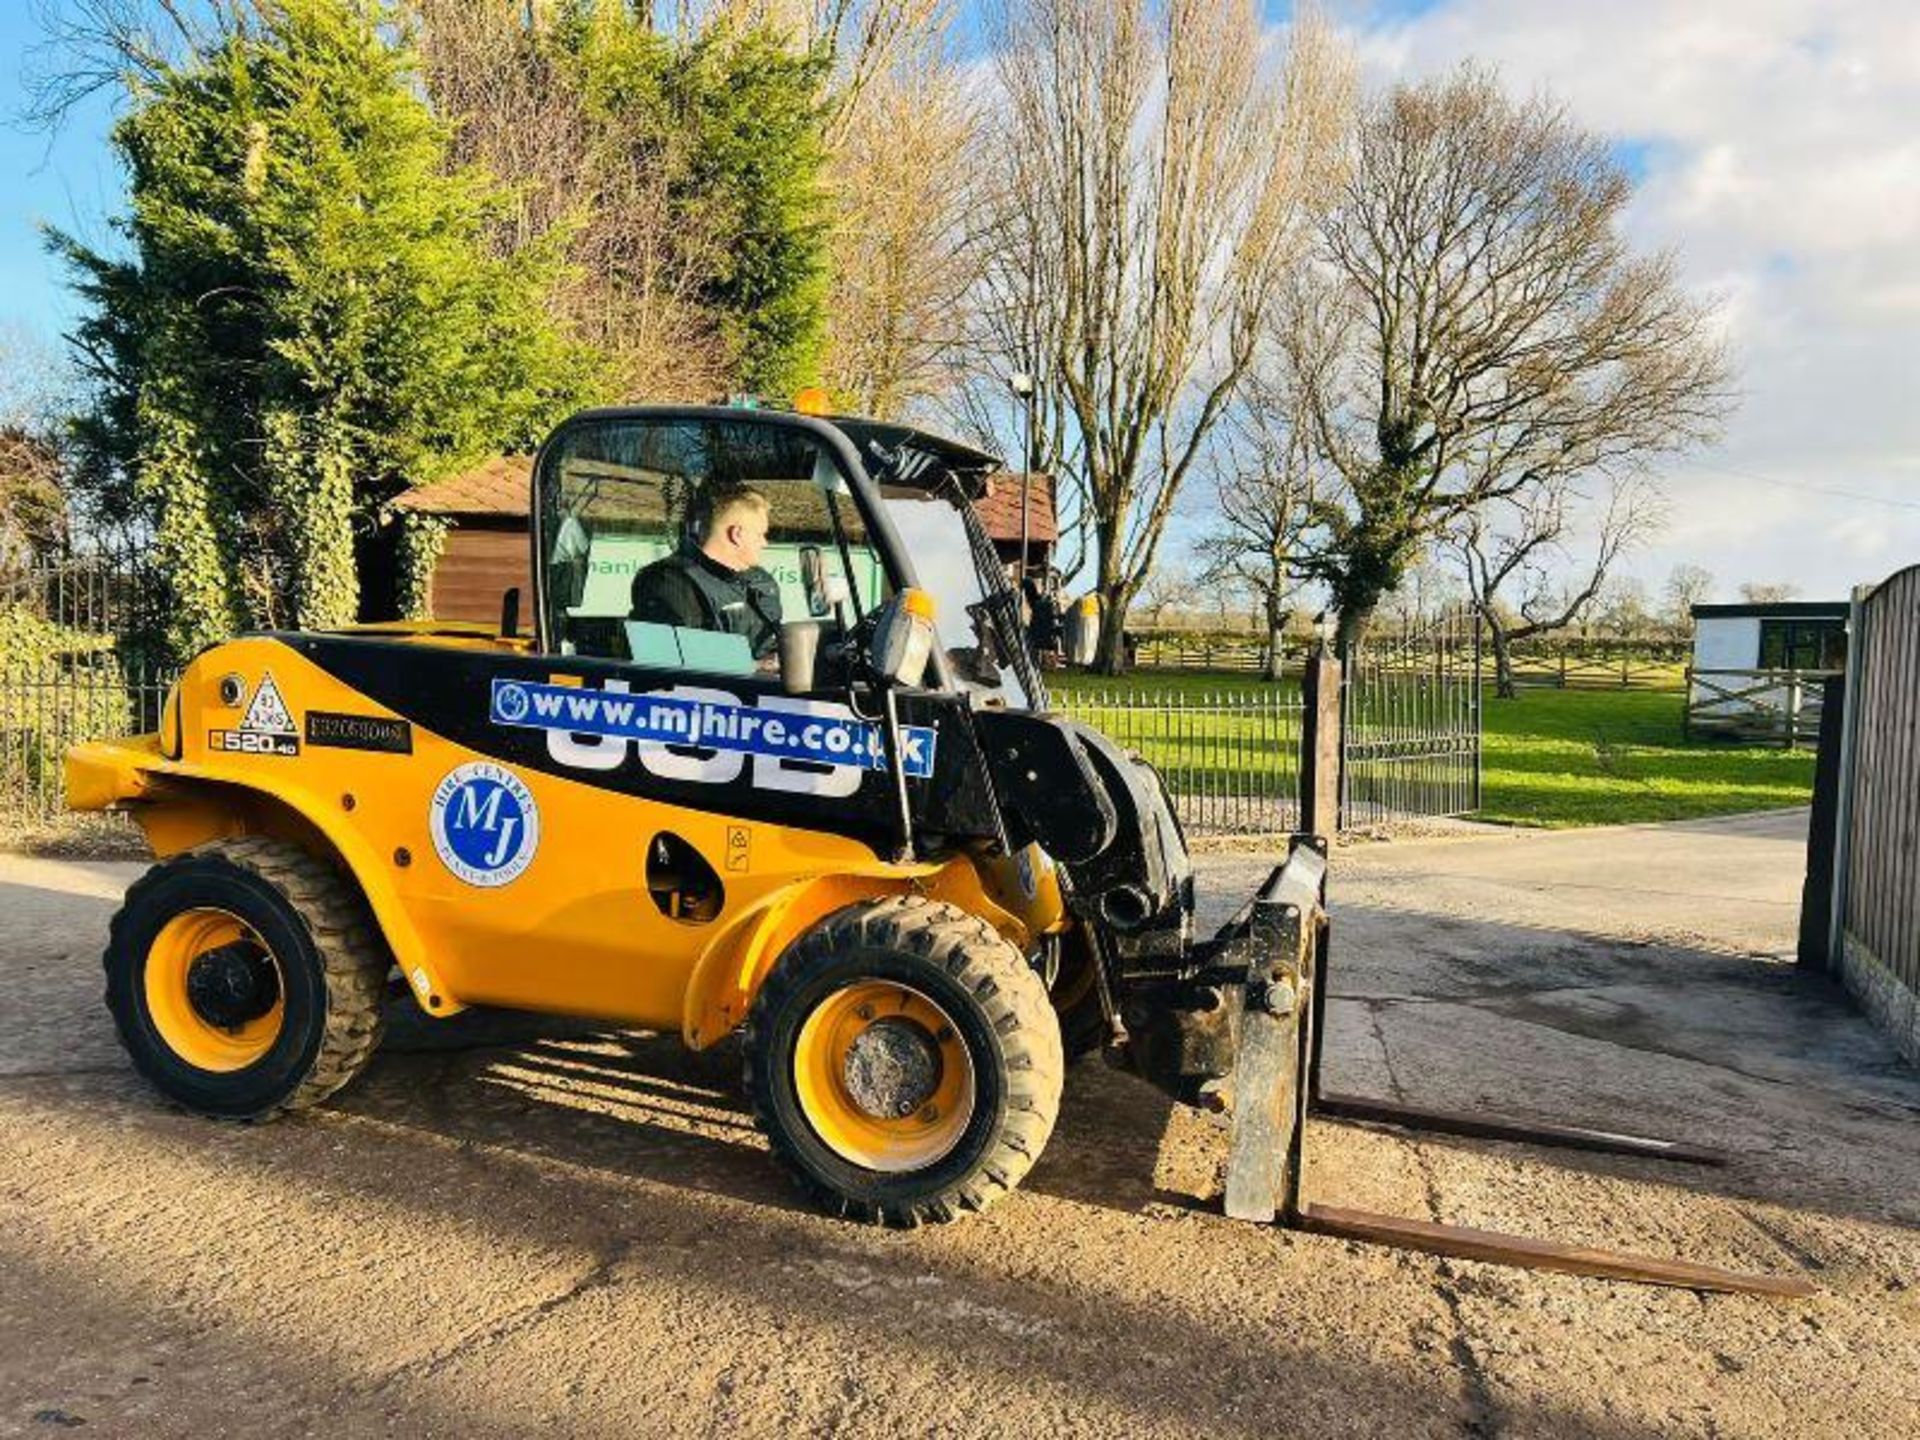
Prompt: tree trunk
<box><xmin>1487</xmin><ymin>617</ymin><xmax>1518</xmax><ymax>699</ymax></box>
<box><xmin>1092</xmin><ymin>586</ymin><xmax>1131</xmax><ymax>675</ymax></box>
<box><xmin>1333</xmin><ymin>603</ymin><xmax>1373</xmax><ymax>663</ymax></box>
<box><xmin>1264</xmin><ymin>586</ymin><xmax>1287</xmax><ymax>681</ymax></box>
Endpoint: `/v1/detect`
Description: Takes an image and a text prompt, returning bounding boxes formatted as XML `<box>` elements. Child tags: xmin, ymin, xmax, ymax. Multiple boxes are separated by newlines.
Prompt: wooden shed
<box><xmin>389</xmin><ymin>458</ymin><xmax>536</xmax><ymax>626</ymax></box>
<box><xmin>393</xmin><ymin>456</ymin><xmax>1057</xmax><ymax>627</ymax></box>
<box><xmin>973</xmin><ymin>471</ymin><xmax>1059</xmax><ymax>577</ymax></box>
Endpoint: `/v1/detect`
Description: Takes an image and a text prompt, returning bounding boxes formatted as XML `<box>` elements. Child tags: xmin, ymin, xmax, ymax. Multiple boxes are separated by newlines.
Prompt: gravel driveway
<box><xmin>2</xmin><ymin>809</ymin><xmax>1916</xmax><ymax>1438</ymax></box>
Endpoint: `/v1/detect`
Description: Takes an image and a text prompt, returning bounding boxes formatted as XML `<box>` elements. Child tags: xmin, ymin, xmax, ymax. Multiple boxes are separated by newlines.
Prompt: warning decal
<box><xmin>242</xmin><ymin>672</ymin><xmax>297</xmax><ymax>736</ymax></box>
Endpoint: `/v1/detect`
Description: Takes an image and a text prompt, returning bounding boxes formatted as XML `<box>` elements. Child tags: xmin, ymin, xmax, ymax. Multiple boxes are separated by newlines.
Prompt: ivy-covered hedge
<box><xmin>0</xmin><ymin>606</ymin><xmax>143</xmax><ymax>823</ymax></box>
<box><xmin>55</xmin><ymin>0</ymin><xmax>599</xmax><ymax>663</ymax></box>
<box><xmin>394</xmin><ymin>511</ymin><xmax>452</xmax><ymax>621</ymax></box>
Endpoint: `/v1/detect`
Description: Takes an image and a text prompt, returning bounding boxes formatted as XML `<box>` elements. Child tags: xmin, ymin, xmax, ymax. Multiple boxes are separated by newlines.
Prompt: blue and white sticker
<box><xmin>489</xmin><ymin>678</ymin><xmax>938</xmax><ymax>780</ymax></box>
<box><xmin>429</xmin><ymin>761</ymin><xmax>540</xmax><ymax>888</ymax></box>
<box><xmin>1014</xmin><ymin>847</ymin><xmax>1038</xmax><ymax>900</ymax></box>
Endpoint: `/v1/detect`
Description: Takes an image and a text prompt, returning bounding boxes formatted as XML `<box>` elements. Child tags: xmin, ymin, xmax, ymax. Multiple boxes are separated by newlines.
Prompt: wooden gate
<box><xmin>1825</xmin><ymin>563</ymin><xmax>1920</xmax><ymax>1063</ymax></box>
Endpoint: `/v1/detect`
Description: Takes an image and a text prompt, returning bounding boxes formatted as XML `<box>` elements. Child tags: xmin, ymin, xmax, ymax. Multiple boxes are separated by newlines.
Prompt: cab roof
<box><xmin>557</xmin><ymin>404</ymin><xmax>1006</xmax><ymax>498</ymax></box>
<box><xmin>826</xmin><ymin>416</ymin><xmax>1004</xmax><ymax>487</ymax></box>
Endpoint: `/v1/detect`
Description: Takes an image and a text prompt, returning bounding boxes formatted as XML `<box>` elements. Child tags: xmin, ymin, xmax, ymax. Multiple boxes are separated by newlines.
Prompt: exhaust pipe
<box><xmin>1097</xmin><ymin>884</ymin><xmax>1154</xmax><ymax>931</ymax></box>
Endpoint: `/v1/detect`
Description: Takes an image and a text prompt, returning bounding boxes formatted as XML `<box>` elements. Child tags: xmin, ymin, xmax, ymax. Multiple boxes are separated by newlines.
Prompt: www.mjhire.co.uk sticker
<box><xmin>429</xmin><ymin>761</ymin><xmax>540</xmax><ymax>888</ymax></box>
<box><xmin>488</xmin><ymin>678</ymin><xmax>938</xmax><ymax>779</ymax></box>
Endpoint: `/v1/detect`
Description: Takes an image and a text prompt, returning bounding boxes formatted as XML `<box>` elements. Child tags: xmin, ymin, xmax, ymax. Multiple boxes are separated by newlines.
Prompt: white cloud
<box><xmin>1343</xmin><ymin>0</ymin><xmax>1920</xmax><ymax>601</ymax></box>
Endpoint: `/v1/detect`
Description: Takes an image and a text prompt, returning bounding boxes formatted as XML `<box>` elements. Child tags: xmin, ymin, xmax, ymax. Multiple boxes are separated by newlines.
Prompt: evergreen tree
<box><xmin>665</xmin><ymin>21</ymin><xmax>831</xmax><ymax>393</ymax></box>
<box><xmin>57</xmin><ymin>0</ymin><xmax>599</xmax><ymax>657</ymax></box>
<box><xmin>550</xmin><ymin>5</ymin><xmax>832</xmax><ymax>395</ymax></box>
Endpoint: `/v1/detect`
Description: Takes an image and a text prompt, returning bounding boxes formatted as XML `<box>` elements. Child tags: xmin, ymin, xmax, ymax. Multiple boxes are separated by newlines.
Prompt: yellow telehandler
<box><xmin>66</xmin><ymin>405</ymin><xmax>1809</xmax><ymax>1294</ymax></box>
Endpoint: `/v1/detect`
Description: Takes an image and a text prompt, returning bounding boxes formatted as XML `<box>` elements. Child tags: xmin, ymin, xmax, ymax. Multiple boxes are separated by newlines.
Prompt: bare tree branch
<box><xmin>966</xmin><ymin>0</ymin><xmax>1352</xmax><ymax>672</ymax></box>
<box><xmin>819</xmin><ymin>8</ymin><xmax>982</xmax><ymax>417</ymax></box>
<box><xmin>1192</xmin><ymin>386</ymin><xmax>1326</xmax><ymax>677</ymax></box>
<box><xmin>1280</xmin><ymin>65</ymin><xmax>1732</xmax><ymax>652</ymax></box>
<box><xmin>1452</xmin><ymin>473</ymin><xmax>1662</xmax><ymax>696</ymax></box>
<box><xmin>406</xmin><ymin>0</ymin><xmax>730</xmax><ymax>402</ymax></box>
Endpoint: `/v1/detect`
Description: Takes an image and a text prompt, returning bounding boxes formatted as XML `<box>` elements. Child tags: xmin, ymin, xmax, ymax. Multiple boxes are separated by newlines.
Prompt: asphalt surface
<box><xmin>2</xmin><ymin>809</ymin><xmax>1917</xmax><ymax>1438</ymax></box>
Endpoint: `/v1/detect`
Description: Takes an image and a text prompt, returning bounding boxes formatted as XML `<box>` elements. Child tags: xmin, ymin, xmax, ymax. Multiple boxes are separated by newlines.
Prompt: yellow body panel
<box><xmin>69</xmin><ymin>636</ymin><xmax>1068</xmax><ymax>1046</ymax></box>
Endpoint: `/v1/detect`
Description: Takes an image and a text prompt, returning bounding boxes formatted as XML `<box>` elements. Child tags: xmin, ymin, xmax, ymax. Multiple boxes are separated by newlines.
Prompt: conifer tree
<box><xmin>58</xmin><ymin>0</ymin><xmax>598</xmax><ymax>656</ymax></box>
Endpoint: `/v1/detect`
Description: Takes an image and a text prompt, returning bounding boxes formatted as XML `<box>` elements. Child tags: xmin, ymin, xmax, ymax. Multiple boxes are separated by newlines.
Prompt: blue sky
<box><xmin>0</xmin><ymin>5</ymin><xmax>118</xmax><ymax>338</ymax></box>
<box><xmin>5</xmin><ymin>1</ymin><xmax>1918</xmax><ymax>603</ymax></box>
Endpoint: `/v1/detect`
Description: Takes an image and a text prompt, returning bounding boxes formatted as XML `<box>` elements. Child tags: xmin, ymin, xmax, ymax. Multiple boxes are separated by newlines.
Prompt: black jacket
<box><xmin>630</xmin><ymin>547</ymin><xmax>784</xmax><ymax>659</ymax></box>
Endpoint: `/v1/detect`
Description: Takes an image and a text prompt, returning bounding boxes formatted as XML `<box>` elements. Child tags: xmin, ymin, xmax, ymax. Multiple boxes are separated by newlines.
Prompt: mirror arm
<box><xmin>877</xmin><ymin>685</ymin><xmax>917</xmax><ymax>864</ymax></box>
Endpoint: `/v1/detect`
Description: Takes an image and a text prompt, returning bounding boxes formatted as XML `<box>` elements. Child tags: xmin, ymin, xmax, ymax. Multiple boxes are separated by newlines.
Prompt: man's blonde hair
<box><xmin>698</xmin><ymin>483</ymin><xmax>770</xmax><ymax>542</ymax></box>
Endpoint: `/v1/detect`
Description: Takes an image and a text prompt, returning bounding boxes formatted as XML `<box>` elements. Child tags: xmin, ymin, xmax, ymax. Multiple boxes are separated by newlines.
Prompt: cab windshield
<box><xmin>534</xmin><ymin>411</ymin><xmax>1042</xmax><ymax>708</ymax></box>
<box><xmin>535</xmin><ymin>416</ymin><xmax>880</xmax><ymax>676</ymax></box>
<box><xmin>879</xmin><ymin>485</ymin><xmax>1041</xmax><ymax>712</ymax></box>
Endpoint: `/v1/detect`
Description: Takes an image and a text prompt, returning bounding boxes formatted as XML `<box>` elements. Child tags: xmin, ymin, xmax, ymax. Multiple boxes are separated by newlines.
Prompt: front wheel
<box><xmin>744</xmin><ymin>897</ymin><xmax>1064</xmax><ymax>1226</ymax></box>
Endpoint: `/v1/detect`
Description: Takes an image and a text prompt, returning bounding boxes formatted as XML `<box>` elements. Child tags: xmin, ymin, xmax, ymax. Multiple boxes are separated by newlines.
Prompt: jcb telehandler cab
<box><xmin>70</xmin><ymin>406</ymin><xmax>1295</xmax><ymax>1225</ymax></box>
<box><xmin>65</xmin><ymin>407</ymin><xmax>1812</xmax><ymax>1293</ymax></box>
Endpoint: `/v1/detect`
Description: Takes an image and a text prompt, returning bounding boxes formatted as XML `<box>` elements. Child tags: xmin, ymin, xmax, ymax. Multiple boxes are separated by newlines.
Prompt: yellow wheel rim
<box><xmin>792</xmin><ymin>980</ymin><xmax>976</xmax><ymax>1172</ymax></box>
<box><xmin>143</xmin><ymin>908</ymin><xmax>285</xmax><ymax>1073</ymax></box>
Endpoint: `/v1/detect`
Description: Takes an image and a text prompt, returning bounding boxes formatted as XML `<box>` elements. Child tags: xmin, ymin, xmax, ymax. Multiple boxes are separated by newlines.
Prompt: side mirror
<box><xmin>798</xmin><ymin>545</ymin><xmax>829</xmax><ymax>617</ymax></box>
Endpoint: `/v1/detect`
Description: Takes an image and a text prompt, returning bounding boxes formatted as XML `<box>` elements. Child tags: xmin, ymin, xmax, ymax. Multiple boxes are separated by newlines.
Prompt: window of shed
<box><xmin>1757</xmin><ymin>618</ymin><xmax>1846</xmax><ymax>671</ymax></box>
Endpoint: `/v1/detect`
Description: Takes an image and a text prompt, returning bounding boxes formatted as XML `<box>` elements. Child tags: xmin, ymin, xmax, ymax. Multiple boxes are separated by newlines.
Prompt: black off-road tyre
<box><xmin>104</xmin><ymin>837</ymin><xmax>389</xmax><ymax>1119</ymax></box>
<box><xmin>744</xmin><ymin>896</ymin><xmax>1064</xmax><ymax>1227</ymax></box>
<box><xmin>1050</xmin><ymin>931</ymin><xmax>1110</xmax><ymax>1061</ymax></box>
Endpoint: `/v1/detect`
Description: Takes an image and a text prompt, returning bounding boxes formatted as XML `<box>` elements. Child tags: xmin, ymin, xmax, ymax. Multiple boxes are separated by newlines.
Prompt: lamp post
<box><xmin>1008</xmin><ymin>372</ymin><xmax>1036</xmax><ymax>586</ymax></box>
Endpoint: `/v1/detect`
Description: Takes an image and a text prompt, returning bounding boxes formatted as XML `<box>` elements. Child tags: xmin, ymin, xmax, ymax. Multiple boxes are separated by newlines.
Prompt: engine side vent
<box><xmin>646</xmin><ymin>832</ymin><xmax>725</xmax><ymax>925</ymax></box>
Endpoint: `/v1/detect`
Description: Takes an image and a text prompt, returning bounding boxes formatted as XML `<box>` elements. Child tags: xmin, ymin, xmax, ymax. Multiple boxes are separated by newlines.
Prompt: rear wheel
<box><xmin>104</xmin><ymin>838</ymin><xmax>388</xmax><ymax>1119</ymax></box>
<box><xmin>745</xmin><ymin>896</ymin><xmax>1064</xmax><ymax>1226</ymax></box>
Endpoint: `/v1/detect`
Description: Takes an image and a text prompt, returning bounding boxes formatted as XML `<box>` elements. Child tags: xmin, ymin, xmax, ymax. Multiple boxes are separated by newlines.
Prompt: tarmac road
<box><xmin>2</xmin><ymin>809</ymin><xmax>1917</xmax><ymax>1438</ymax></box>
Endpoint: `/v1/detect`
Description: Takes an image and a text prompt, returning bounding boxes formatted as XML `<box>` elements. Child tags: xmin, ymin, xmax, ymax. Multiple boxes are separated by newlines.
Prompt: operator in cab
<box><xmin>629</xmin><ymin>484</ymin><xmax>785</xmax><ymax>663</ymax></box>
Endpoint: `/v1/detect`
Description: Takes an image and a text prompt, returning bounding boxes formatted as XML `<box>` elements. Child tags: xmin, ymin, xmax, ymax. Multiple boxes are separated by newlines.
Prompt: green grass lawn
<box><xmin>1479</xmin><ymin>686</ymin><xmax>1814</xmax><ymax>827</ymax></box>
<box><xmin>1047</xmin><ymin>669</ymin><xmax>1815</xmax><ymax>829</ymax></box>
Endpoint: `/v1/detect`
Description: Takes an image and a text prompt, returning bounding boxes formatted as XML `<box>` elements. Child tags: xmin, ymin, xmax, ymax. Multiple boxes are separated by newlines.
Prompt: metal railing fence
<box><xmin>1</xmin><ymin>654</ymin><xmax>171</xmax><ymax>829</ymax></box>
<box><xmin>5</xmin><ymin>543</ymin><xmax>1485</xmax><ymax>840</ymax></box>
<box><xmin>2</xmin><ymin>545</ymin><xmax>172</xmax><ymax>834</ymax></box>
<box><xmin>1341</xmin><ymin>608</ymin><xmax>1484</xmax><ymax>827</ymax></box>
<box><xmin>1126</xmin><ymin>626</ymin><xmax>1683</xmax><ymax>690</ymax></box>
<box><xmin>1059</xmin><ymin>687</ymin><xmax>1307</xmax><ymax>835</ymax></box>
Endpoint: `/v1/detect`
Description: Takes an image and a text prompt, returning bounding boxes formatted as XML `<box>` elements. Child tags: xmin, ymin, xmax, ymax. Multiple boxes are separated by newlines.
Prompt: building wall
<box><xmin>1689</xmin><ymin>616</ymin><xmax>1762</xmax><ymax>717</ymax></box>
<box><xmin>431</xmin><ymin>523</ymin><xmax>532</xmax><ymax>627</ymax></box>
<box><xmin>1692</xmin><ymin>615</ymin><xmax>1758</xmax><ymax>672</ymax></box>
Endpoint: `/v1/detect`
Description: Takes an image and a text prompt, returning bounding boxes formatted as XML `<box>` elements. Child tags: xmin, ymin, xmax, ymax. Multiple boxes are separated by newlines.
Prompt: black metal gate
<box><xmin>1340</xmin><ymin>607</ymin><xmax>1483</xmax><ymax>827</ymax></box>
<box><xmin>1</xmin><ymin>545</ymin><xmax>171</xmax><ymax>830</ymax></box>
